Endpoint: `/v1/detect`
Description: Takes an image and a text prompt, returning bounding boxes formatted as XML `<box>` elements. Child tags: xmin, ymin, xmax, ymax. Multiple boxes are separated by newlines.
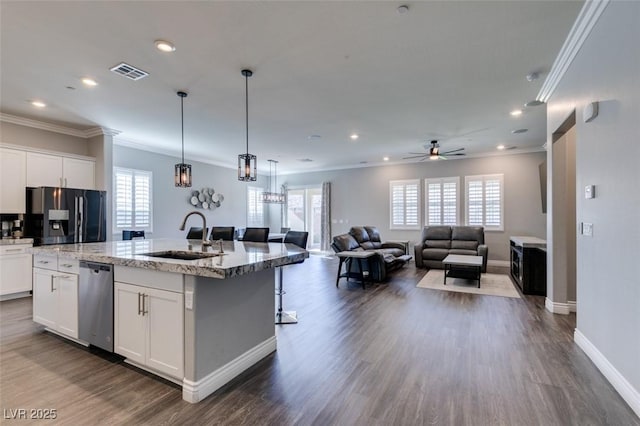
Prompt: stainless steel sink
<box><xmin>140</xmin><ymin>250</ymin><xmax>222</xmax><ymax>261</ymax></box>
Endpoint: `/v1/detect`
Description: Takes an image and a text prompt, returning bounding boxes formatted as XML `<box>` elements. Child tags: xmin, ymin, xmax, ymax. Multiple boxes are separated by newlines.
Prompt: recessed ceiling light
<box><xmin>155</xmin><ymin>40</ymin><xmax>176</xmax><ymax>52</ymax></box>
<box><xmin>350</xmin><ymin>133</ymin><xmax>359</xmax><ymax>140</ymax></box>
<box><xmin>512</xmin><ymin>128</ymin><xmax>528</xmax><ymax>134</ymax></box>
<box><xmin>31</xmin><ymin>100</ymin><xmax>46</xmax><ymax>108</ymax></box>
<box><xmin>510</xmin><ymin>109</ymin><xmax>523</xmax><ymax>116</ymax></box>
<box><xmin>383</xmin><ymin>156</ymin><xmax>389</xmax><ymax>161</ymax></box>
<box><xmin>81</xmin><ymin>78</ymin><xmax>98</xmax><ymax>87</ymax></box>
<box><xmin>525</xmin><ymin>100</ymin><xmax>545</xmax><ymax>107</ymax></box>
<box><xmin>497</xmin><ymin>144</ymin><xmax>506</xmax><ymax>150</ymax></box>
<box><xmin>397</xmin><ymin>5</ymin><xmax>409</xmax><ymax>14</ymax></box>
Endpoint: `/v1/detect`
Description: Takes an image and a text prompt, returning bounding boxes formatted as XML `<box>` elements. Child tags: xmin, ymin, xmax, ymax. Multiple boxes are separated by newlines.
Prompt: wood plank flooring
<box><xmin>1</xmin><ymin>255</ymin><xmax>638</xmax><ymax>425</ymax></box>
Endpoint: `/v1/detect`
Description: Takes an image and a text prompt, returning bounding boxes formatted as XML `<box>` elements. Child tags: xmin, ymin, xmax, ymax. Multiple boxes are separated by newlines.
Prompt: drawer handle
<box><xmin>38</xmin><ymin>260</ymin><xmax>50</xmax><ymax>264</ymax></box>
<box><xmin>5</xmin><ymin>248</ymin><xmax>22</xmax><ymax>253</ymax></box>
<box><xmin>138</xmin><ymin>292</ymin><xmax>142</xmax><ymax>315</ymax></box>
<box><xmin>61</xmin><ymin>264</ymin><xmax>73</xmax><ymax>268</ymax></box>
<box><xmin>58</xmin><ymin>275</ymin><xmax>70</xmax><ymax>279</ymax></box>
<box><xmin>143</xmin><ymin>294</ymin><xmax>148</xmax><ymax>315</ymax></box>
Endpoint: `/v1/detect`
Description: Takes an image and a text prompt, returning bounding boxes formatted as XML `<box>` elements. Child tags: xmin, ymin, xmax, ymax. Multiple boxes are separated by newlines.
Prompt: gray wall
<box><xmin>547</xmin><ymin>0</ymin><xmax>640</xmax><ymax>399</ymax></box>
<box><xmin>282</xmin><ymin>151</ymin><xmax>547</xmax><ymax>262</ymax></box>
<box><xmin>0</xmin><ymin>122</ymin><xmax>90</xmax><ymax>155</ymax></box>
<box><xmin>114</xmin><ymin>145</ymin><xmax>269</xmax><ymax>239</ymax></box>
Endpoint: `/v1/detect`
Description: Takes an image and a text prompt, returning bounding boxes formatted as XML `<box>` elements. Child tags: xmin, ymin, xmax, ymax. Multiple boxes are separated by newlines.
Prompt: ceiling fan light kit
<box><xmin>404</xmin><ymin>140</ymin><xmax>466</xmax><ymax>161</ymax></box>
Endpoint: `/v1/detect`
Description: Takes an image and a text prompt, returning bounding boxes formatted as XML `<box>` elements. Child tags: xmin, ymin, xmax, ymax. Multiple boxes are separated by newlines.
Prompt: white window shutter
<box><xmin>390</xmin><ymin>180</ymin><xmax>420</xmax><ymax>230</ymax></box>
<box><xmin>113</xmin><ymin>168</ymin><xmax>153</xmax><ymax>232</ymax></box>
<box><xmin>465</xmin><ymin>174</ymin><xmax>503</xmax><ymax>230</ymax></box>
<box><xmin>425</xmin><ymin>177</ymin><xmax>459</xmax><ymax>226</ymax></box>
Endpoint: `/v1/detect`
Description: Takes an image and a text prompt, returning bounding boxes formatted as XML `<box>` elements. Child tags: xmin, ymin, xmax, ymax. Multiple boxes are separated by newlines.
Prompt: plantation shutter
<box><xmin>247</xmin><ymin>186</ymin><xmax>264</xmax><ymax>227</ymax></box>
<box><xmin>426</xmin><ymin>177</ymin><xmax>459</xmax><ymax>225</ymax></box>
<box><xmin>114</xmin><ymin>168</ymin><xmax>152</xmax><ymax>231</ymax></box>
<box><xmin>465</xmin><ymin>174</ymin><xmax>504</xmax><ymax>230</ymax></box>
<box><xmin>390</xmin><ymin>180</ymin><xmax>420</xmax><ymax>229</ymax></box>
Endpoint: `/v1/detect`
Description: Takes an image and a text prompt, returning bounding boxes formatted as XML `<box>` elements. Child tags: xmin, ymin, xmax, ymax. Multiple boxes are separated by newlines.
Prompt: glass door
<box><xmin>287</xmin><ymin>186</ymin><xmax>322</xmax><ymax>250</ymax></box>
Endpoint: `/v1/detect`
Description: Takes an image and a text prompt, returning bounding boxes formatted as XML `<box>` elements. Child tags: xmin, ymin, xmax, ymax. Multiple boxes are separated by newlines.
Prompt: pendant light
<box><xmin>261</xmin><ymin>159</ymin><xmax>286</xmax><ymax>203</ymax></box>
<box><xmin>175</xmin><ymin>91</ymin><xmax>192</xmax><ymax>187</ymax></box>
<box><xmin>238</xmin><ymin>69</ymin><xmax>257</xmax><ymax>181</ymax></box>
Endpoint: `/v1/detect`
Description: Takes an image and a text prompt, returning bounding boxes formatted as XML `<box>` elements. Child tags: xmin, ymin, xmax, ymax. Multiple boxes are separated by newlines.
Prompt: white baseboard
<box><xmin>574</xmin><ymin>329</ymin><xmax>640</xmax><ymax>417</ymax></box>
<box><xmin>568</xmin><ymin>300</ymin><xmax>577</xmax><ymax>312</ymax></box>
<box><xmin>182</xmin><ymin>336</ymin><xmax>277</xmax><ymax>403</ymax></box>
<box><xmin>488</xmin><ymin>260</ymin><xmax>510</xmax><ymax>268</ymax></box>
<box><xmin>545</xmin><ymin>297</ymin><xmax>571</xmax><ymax>315</ymax></box>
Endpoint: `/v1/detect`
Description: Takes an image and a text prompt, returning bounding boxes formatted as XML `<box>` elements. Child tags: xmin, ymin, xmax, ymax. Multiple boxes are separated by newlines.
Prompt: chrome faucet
<box><xmin>213</xmin><ymin>238</ymin><xmax>224</xmax><ymax>254</ymax></box>
<box><xmin>179</xmin><ymin>211</ymin><xmax>211</xmax><ymax>247</ymax></box>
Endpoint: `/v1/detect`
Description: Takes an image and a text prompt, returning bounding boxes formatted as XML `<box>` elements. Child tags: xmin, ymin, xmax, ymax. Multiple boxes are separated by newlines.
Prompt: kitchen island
<box><xmin>30</xmin><ymin>238</ymin><xmax>308</xmax><ymax>403</ymax></box>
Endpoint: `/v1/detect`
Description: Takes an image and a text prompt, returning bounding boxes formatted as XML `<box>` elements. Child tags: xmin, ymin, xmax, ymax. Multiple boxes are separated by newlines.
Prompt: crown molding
<box><xmin>537</xmin><ymin>0</ymin><xmax>610</xmax><ymax>102</ymax></box>
<box><xmin>0</xmin><ymin>113</ymin><xmax>120</xmax><ymax>138</ymax></box>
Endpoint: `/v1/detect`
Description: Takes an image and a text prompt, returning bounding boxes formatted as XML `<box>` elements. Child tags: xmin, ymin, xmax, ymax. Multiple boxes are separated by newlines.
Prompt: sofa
<box><xmin>331</xmin><ymin>226</ymin><xmax>412</xmax><ymax>281</ymax></box>
<box><xmin>414</xmin><ymin>226</ymin><xmax>488</xmax><ymax>272</ymax></box>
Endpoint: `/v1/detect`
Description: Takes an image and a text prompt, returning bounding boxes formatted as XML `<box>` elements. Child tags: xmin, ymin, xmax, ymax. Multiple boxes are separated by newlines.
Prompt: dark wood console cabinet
<box><xmin>510</xmin><ymin>240</ymin><xmax>546</xmax><ymax>296</ymax></box>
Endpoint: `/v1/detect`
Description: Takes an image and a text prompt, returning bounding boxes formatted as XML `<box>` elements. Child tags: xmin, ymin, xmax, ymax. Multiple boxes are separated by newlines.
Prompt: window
<box><xmin>113</xmin><ymin>167</ymin><xmax>152</xmax><ymax>232</ymax></box>
<box><xmin>247</xmin><ymin>186</ymin><xmax>264</xmax><ymax>227</ymax></box>
<box><xmin>425</xmin><ymin>177</ymin><xmax>459</xmax><ymax>225</ymax></box>
<box><xmin>389</xmin><ymin>179</ymin><xmax>420</xmax><ymax>230</ymax></box>
<box><xmin>465</xmin><ymin>174</ymin><xmax>504</xmax><ymax>230</ymax></box>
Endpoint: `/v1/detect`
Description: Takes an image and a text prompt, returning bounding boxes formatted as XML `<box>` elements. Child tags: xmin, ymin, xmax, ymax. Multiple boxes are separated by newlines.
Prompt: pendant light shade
<box><xmin>261</xmin><ymin>159</ymin><xmax>286</xmax><ymax>203</ymax></box>
<box><xmin>175</xmin><ymin>91</ymin><xmax>192</xmax><ymax>187</ymax></box>
<box><xmin>238</xmin><ymin>69</ymin><xmax>257</xmax><ymax>181</ymax></box>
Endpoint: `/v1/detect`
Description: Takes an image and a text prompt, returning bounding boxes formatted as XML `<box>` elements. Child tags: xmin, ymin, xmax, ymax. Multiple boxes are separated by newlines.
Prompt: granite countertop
<box><xmin>29</xmin><ymin>238</ymin><xmax>308</xmax><ymax>279</ymax></box>
<box><xmin>510</xmin><ymin>236</ymin><xmax>547</xmax><ymax>249</ymax></box>
<box><xmin>0</xmin><ymin>238</ymin><xmax>34</xmax><ymax>246</ymax></box>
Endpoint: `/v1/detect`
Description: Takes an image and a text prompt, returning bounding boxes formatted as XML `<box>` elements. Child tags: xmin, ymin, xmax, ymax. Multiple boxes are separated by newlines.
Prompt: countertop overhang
<box><xmin>29</xmin><ymin>239</ymin><xmax>309</xmax><ymax>279</ymax></box>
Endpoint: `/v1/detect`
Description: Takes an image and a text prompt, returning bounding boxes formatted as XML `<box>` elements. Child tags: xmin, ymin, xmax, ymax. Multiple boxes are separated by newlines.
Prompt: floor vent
<box><xmin>110</xmin><ymin>62</ymin><xmax>149</xmax><ymax>80</ymax></box>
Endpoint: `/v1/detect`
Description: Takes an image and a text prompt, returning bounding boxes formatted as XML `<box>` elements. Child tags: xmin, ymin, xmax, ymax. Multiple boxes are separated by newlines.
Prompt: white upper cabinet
<box><xmin>25</xmin><ymin>151</ymin><xmax>95</xmax><ymax>189</ymax></box>
<box><xmin>0</xmin><ymin>148</ymin><xmax>27</xmax><ymax>213</ymax></box>
<box><xmin>63</xmin><ymin>157</ymin><xmax>95</xmax><ymax>189</ymax></box>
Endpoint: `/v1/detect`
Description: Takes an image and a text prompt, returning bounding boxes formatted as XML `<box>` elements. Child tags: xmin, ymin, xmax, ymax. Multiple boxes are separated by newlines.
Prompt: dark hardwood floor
<box><xmin>1</xmin><ymin>255</ymin><xmax>638</xmax><ymax>425</ymax></box>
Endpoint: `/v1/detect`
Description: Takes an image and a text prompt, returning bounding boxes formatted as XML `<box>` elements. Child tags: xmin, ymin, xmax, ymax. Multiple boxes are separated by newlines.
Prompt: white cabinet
<box><xmin>32</xmin><ymin>255</ymin><xmax>79</xmax><ymax>339</ymax></box>
<box><xmin>114</xmin><ymin>281</ymin><xmax>184</xmax><ymax>379</ymax></box>
<box><xmin>26</xmin><ymin>152</ymin><xmax>95</xmax><ymax>189</ymax></box>
<box><xmin>0</xmin><ymin>244</ymin><xmax>33</xmax><ymax>296</ymax></box>
<box><xmin>0</xmin><ymin>148</ymin><xmax>27</xmax><ymax>213</ymax></box>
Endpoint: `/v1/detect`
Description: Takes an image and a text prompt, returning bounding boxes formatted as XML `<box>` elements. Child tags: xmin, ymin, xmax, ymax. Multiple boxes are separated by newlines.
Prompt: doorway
<box><xmin>286</xmin><ymin>186</ymin><xmax>322</xmax><ymax>250</ymax></box>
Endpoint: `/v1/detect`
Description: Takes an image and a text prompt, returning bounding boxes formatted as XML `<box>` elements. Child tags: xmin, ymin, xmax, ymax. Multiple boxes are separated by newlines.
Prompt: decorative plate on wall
<box><xmin>188</xmin><ymin>187</ymin><xmax>224</xmax><ymax>210</ymax></box>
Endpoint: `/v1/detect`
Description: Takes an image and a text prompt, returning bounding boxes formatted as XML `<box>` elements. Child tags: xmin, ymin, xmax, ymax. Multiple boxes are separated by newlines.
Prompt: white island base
<box><xmin>181</xmin><ymin>269</ymin><xmax>276</xmax><ymax>403</ymax></box>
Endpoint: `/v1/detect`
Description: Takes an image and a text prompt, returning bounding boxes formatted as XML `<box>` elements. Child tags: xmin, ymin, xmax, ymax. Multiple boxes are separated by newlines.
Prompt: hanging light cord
<box><xmin>245</xmin><ymin>73</ymin><xmax>249</xmax><ymax>155</ymax></box>
<box><xmin>181</xmin><ymin>95</ymin><xmax>185</xmax><ymax>164</ymax></box>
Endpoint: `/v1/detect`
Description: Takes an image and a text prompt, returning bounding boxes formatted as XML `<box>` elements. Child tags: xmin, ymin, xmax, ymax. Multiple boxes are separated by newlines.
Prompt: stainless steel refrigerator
<box><xmin>25</xmin><ymin>187</ymin><xmax>107</xmax><ymax>246</ymax></box>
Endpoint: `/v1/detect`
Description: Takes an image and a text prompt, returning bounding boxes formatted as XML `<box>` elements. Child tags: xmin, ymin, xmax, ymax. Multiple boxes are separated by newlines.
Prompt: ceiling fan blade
<box><xmin>408</xmin><ymin>152</ymin><xmax>426</xmax><ymax>155</ymax></box>
<box><xmin>442</xmin><ymin>148</ymin><xmax>465</xmax><ymax>154</ymax></box>
<box><xmin>447</xmin><ymin>153</ymin><xmax>466</xmax><ymax>156</ymax></box>
<box><xmin>403</xmin><ymin>155</ymin><xmax>428</xmax><ymax>160</ymax></box>
<box><xmin>438</xmin><ymin>155</ymin><xmax>447</xmax><ymax>160</ymax></box>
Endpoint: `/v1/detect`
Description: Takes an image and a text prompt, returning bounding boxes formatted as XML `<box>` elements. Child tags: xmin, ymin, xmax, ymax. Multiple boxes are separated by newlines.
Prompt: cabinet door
<box><xmin>56</xmin><ymin>273</ymin><xmax>78</xmax><ymax>338</ymax></box>
<box><xmin>26</xmin><ymin>152</ymin><xmax>63</xmax><ymax>187</ymax></box>
<box><xmin>114</xmin><ymin>282</ymin><xmax>146</xmax><ymax>364</ymax></box>
<box><xmin>0</xmin><ymin>148</ymin><xmax>27</xmax><ymax>213</ymax></box>
<box><xmin>0</xmin><ymin>253</ymin><xmax>33</xmax><ymax>295</ymax></box>
<box><xmin>145</xmin><ymin>287</ymin><xmax>184</xmax><ymax>379</ymax></box>
<box><xmin>63</xmin><ymin>157</ymin><xmax>95</xmax><ymax>189</ymax></box>
<box><xmin>33</xmin><ymin>268</ymin><xmax>57</xmax><ymax>328</ymax></box>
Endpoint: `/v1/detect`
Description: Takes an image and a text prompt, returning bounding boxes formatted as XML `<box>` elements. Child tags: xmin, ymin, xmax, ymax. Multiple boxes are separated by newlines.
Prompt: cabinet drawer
<box><xmin>114</xmin><ymin>266</ymin><xmax>183</xmax><ymax>293</ymax></box>
<box><xmin>57</xmin><ymin>258</ymin><xmax>80</xmax><ymax>274</ymax></box>
<box><xmin>0</xmin><ymin>245</ymin><xmax>30</xmax><ymax>255</ymax></box>
<box><xmin>33</xmin><ymin>254</ymin><xmax>58</xmax><ymax>271</ymax></box>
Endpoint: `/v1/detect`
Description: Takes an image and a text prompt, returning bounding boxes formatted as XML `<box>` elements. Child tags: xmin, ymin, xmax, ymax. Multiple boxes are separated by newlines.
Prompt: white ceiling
<box><xmin>0</xmin><ymin>1</ymin><xmax>583</xmax><ymax>174</ymax></box>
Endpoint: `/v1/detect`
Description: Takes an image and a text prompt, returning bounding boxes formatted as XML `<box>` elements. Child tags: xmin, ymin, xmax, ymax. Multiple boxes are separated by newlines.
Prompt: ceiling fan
<box><xmin>403</xmin><ymin>140</ymin><xmax>466</xmax><ymax>161</ymax></box>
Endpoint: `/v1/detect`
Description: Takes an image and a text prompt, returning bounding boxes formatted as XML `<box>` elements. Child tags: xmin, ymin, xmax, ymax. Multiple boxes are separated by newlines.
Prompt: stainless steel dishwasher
<box><xmin>79</xmin><ymin>261</ymin><xmax>114</xmax><ymax>352</ymax></box>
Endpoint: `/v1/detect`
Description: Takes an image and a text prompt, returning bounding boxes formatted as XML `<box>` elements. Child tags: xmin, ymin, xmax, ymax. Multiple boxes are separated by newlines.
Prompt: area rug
<box><xmin>416</xmin><ymin>269</ymin><xmax>521</xmax><ymax>299</ymax></box>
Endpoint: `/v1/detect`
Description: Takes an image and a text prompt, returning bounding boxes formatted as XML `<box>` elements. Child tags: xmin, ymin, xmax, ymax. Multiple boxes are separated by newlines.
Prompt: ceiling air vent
<box><xmin>110</xmin><ymin>62</ymin><xmax>149</xmax><ymax>81</ymax></box>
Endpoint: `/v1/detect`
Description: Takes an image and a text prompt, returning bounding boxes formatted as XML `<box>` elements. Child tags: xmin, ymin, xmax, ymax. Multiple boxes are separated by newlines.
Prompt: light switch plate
<box><xmin>582</xmin><ymin>222</ymin><xmax>593</xmax><ymax>236</ymax></box>
<box><xmin>585</xmin><ymin>185</ymin><xmax>595</xmax><ymax>199</ymax></box>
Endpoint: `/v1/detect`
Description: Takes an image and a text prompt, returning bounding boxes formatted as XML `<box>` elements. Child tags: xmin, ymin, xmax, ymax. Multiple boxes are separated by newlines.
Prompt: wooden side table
<box><xmin>335</xmin><ymin>251</ymin><xmax>376</xmax><ymax>289</ymax></box>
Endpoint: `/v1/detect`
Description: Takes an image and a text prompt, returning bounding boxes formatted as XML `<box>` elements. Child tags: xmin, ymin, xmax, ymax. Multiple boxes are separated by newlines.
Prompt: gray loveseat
<box><xmin>414</xmin><ymin>226</ymin><xmax>488</xmax><ymax>272</ymax></box>
<box><xmin>331</xmin><ymin>226</ymin><xmax>412</xmax><ymax>281</ymax></box>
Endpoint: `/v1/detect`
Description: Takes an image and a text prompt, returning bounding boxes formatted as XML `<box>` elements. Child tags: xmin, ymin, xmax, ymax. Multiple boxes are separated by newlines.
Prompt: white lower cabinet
<box><xmin>114</xmin><ymin>281</ymin><xmax>184</xmax><ymax>379</ymax></box>
<box><xmin>32</xmin><ymin>267</ymin><xmax>78</xmax><ymax>338</ymax></box>
<box><xmin>0</xmin><ymin>244</ymin><xmax>33</xmax><ymax>296</ymax></box>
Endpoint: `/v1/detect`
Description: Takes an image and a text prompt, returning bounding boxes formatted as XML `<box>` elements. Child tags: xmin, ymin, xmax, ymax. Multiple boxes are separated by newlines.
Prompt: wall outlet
<box><xmin>582</xmin><ymin>222</ymin><xmax>593</xmax><ymax>237</ymax></box>
<box><xmin>185</xmin><ymin>290</ymin><xmax>193</xmax><ymax>310</ymax></box>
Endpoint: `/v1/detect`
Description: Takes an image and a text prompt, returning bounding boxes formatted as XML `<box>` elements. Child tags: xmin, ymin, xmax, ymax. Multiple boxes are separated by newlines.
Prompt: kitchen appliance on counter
<box><xmin>79</xmin><ymin>261</ymin><xmax>114</xmax><ymax>352</ymax></box>
<box><xmin>24</xmin><ymin>187</ymin><xmax>106</xmax><ymax>246</ymax></box>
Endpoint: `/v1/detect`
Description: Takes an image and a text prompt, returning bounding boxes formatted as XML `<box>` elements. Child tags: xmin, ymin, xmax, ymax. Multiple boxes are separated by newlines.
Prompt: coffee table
<box><xmin>442</xmin><ymin>254</ymin><xmax>483</xmax><ymax>288</ymax></box>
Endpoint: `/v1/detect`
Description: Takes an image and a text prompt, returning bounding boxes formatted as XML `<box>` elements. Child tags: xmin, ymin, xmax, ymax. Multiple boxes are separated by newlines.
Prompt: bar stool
<box><xmin>122</xmin><ymin>230</ymin><xmax>145</xmax><ymax>240</ymax></box>
<box><xmin>276</xmin><ymin>231</ymin><xmax>308</xmax><ymax>324</ymax></box>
